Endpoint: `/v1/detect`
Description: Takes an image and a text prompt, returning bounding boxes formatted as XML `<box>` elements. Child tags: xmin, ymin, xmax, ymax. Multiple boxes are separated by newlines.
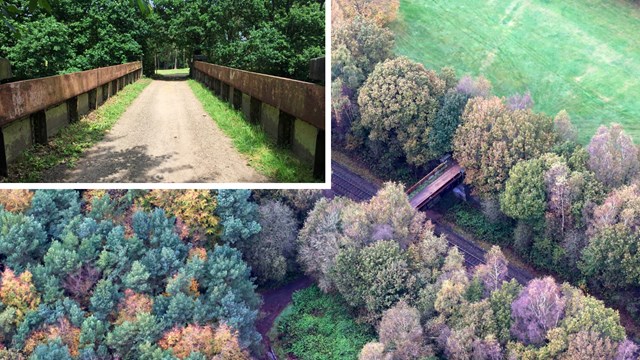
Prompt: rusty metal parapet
<box><xmin>193</xmin><ymin>61</ymin><xmax>324</xmax><ymax>131</ymax></box>
<box><xmin>0</xmin><ymin>62</ymin><xmax>141</xmax><ymax>127</ymax></box>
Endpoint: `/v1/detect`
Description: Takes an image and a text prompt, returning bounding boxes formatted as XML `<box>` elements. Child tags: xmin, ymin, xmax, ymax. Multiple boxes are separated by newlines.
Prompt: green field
<box><xmin>392</xmin><ymin>0</ymin><xmax>640</xmax><ymax>144</ymax></box>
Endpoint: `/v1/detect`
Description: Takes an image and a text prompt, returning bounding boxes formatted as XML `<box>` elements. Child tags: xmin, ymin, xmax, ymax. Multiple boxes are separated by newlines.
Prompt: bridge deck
<box><xmin>409</xmin><ymin>163</ymin><xmax>463</xmax><ymax>209</ymax></box>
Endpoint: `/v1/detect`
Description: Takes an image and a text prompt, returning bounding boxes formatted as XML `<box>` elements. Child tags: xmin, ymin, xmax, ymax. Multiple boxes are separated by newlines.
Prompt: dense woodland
<box><xmin>0</xmin><ymin>0</ymin><xmax>325</xmax><ymax>81</ymax></box>
<box><xmin>0</xmin><ymin>188</ymin><xmax>636</xmax><ymax>359</ymax></box>
<box><xmin>332</xmin><ymin>0</ymin><xmax>640</xmax><ymax>358</ymax></box>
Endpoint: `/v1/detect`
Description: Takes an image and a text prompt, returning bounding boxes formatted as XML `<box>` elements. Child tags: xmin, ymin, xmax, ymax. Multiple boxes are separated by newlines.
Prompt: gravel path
<box><xmin>44</xmin><ymin>79</ymin><xmax>268</xmax><ymax>183</ymax></box>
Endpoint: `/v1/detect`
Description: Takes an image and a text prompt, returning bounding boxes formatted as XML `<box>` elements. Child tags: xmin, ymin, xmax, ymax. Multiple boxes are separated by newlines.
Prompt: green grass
<box><xmin>187</xmin><ymin>79</ymin><xmax>316</xmax><ymax>182</ymax></box>
<box><xmin>155</xmin><ymin>68</ymin><xmax>189</xmax><ymax>75</ymax></box>
<box><xmin>392</xmin><ymin>0</ymin><xmax>640</xmax><ymax>143</ymax></box>
<box><xmin>271</xmin><ymin>286</ymin><xmax>375</xmax><ymax>360</ymax></box>
<box><xmin>5</xmin><ymin>78</ymin><xmax>152</xmax><ymax>182</ymax></box>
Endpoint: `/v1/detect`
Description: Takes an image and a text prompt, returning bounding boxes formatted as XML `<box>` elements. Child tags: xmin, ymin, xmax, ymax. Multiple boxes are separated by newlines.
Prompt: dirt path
<box><xmin>44</xmin><ymin>79</ymin><xmax>268</xmax><ymax>183</ymax></box>
<box><xmin>257</xmin><ymin>276</ymin><xmax>313</xmax><ymax>357</ymax></box>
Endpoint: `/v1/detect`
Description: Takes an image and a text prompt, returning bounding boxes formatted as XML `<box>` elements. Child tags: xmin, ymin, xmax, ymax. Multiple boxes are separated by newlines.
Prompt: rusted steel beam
<box><xmin>0</xmin><ymin>62</ymin><xmax>141</xmax><ymax>127</ymax></box>
<box><xmin>193</xmin><ymin>61</ymin><xmax>325</xmax><ymax>130</ymax></box>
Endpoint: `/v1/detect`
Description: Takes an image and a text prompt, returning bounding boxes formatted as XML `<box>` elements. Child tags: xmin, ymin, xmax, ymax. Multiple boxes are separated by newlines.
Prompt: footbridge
<box><xmin>0</xmin><ymin>59</ymin><xmax>325</xmax><ymax>181</ymax></box>
<box><xmin>407</xmin><ymin>159</ymin><xmax>465</xmax><ymax>209</ymax></box>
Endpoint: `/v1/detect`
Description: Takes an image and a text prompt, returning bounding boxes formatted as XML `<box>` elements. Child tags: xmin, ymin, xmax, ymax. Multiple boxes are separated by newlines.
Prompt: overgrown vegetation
<box><xmin>446</xmin><ymin>203</ymin><xmax>514</xmax><ymax>245</ymax></box>
<box><xmin>188</xmin><ymin>79</ymin><xmax>316</xmax><ymax>183</ymax></box>
<box><xmin>4</xmin><ymin>78</ymin><xmax>151</xmax><ymax>182</ymax></box>
<box><xmin>273</xmin><ymin>286</ymin><xmax>375</xmax><ymax>360</ymax></box>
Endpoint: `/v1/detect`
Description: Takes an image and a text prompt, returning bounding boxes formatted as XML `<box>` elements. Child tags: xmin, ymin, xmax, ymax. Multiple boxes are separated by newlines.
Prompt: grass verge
<box><xmin>188</xmin><ymin>79</ymin><xmax>316</xmax><ymax>183</ymax></box>
<box><xmin>4</xmin><ymin>78</ymin><xmax>152</xmax><ymax>182</ymax></box>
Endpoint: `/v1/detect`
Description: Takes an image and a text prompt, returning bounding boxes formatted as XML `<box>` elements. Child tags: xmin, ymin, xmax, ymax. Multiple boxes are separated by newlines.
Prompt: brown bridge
<box><xmin>0</xmin><ymin>59</ymin><xmax>325</xmax><ymax>180</ymax></box>
<box><xmin>407</xmin><ymin>159</ymin><xmax>465</xmax><ymax>209</ymax></box>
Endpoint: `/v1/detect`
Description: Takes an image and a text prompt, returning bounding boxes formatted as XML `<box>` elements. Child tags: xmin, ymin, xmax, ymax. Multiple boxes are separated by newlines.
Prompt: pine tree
<box><xmin>215</xmin><ymin>190</ymin><xmax>261</xmax><ymax>245</ymax></box>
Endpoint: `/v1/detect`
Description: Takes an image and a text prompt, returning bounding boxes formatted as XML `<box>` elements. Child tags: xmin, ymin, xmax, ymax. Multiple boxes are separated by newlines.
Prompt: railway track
<box><xmin>330</xmin><ymin>161</ymin><xmax>533</xmax><ymax>285</ymax></box>
<box><xmin>331</xmin><ymin>161</ymin><xmax>377</xmax><ymax>201</ymax></box>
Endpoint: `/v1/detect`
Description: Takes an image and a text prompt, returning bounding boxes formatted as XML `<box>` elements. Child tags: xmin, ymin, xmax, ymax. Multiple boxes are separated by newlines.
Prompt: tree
<box><xmin>332</xmin><ymin>16</ymin><xmax>394</xmax><ymax>78</ymax></box>
<box><xmin>105</xmin><ymin>313</ymin><xmax>161</xmax><ymax>359</ymax></box>
<box><xmin>29</xmin><ymin>338</ymin><xmax>73</xmax><ymax>360</ymax></box>
<box><xmin>474</xmin><ymin>246</ymin><xmax>508</xmax><ymax>293</ymax></box>
<box><xmin>616</xmin><ymin>339</ymin><xmax>639</xmax><ymax>360</ymax></box>
<box><xmin>378</xmin><ymin>301</ymin><xmax>427</xmax><ymax>360</ymax></box>
<box><xmin>242</xmin><ymin>200</ymin><xmax>298</xmax><ymax>284</ymax></box>
<box><xmin>342</xmin><ymin>182</ymin><xmax>427</xmax><ymax>248</ymax></box>
<box><xmin>506</xmin><ymin>91</ymin><xmax>534</xmax><ymax>110</ymax></box>
<box><xmin>554</xmin><ymin>110</ymin><xmax>578</xmax><ymax>144</ymax></box>
<box><xmin>500</xmin><ymin>158</ymin><xmax>547</xmax><ymax>221</ymax></box>
<box><xmin>561</xmin><ymin>285</ymin><xmax>625</xmax><ymax>342</ymax></box>
<box><xmin>428</xmin><ymin>90</ymin><xmax>470</xmax><ymax>159</ymax></box>
<box><xmin>453</xmin><ymin>97</ymin><xmax>555</xmax><ymax>195</ymax></box>
<box><xmin>581</xmin><ymin>185</ymin><xmax>640</xmax><ymax>288</ymax></box>
<box><xmin>140</xmin><ymin>190</ymin><xmax>219</xmax><ymax>242</ymax></box>
<box><xmin>297</xmin><ymin>197</ymin><xmax>353</xmax><ymax>292</ymax></box>
<box><xmin>356</xmin><ymin>57</ymin><xmax>447</xmax><ymax>168</ymax></box>
<box><xmin>199</xmin><ymin>245</ymin><xmax>261</xmax><ymax>349</ymax></box>
<box><xmin>587</xmin><ymin>124</ymin><xmax>639</xmax><ymax>188</ymax></box>
<box><xmin>510</xmin><ymin>277</ymin><xmax>565</xmax><ymax>346</ymax></box>
<box><xmin>358</xmin><ymin>342</ymin><xmax>386</xmax><ymax>360</ymax></box>
<box><xmin>215</xmin><ymin>190</ymin><xmax>261</xmax><ymax>245</ymax></box>
<box><xmin>562</xmin><ymin>331</ymin><xmax>617</xmax><ymax>360</ymax></box>
<box><xmin>489</xmin><ymin>279</ymin><xmax>521</xmax><ymax>344</ymax></box>
<box><xmin>27</xmin><ymin>190</ymin><xmax>80</xmax><ymax>238</ymax></box>
<box><xmin>158</xmin><ymin>323</ymin><xmax>249</xmax><ymax>359</ymax></box>
<box><xmin>455</xmin><ymin>75</ymin><xmax>491</xmax><ymax>98</ymax></box>
<box><xmin>0</xmin><ymin>209</ymin><xmax>48</xmax><ymax>272</ymax></box>
<box><xmin>544</xmin><ymin>163</ymin><xmax>576</xmax><ymax>238</ymax></box>
<box><xmin>333</xmin><ymin>0</ymin><xmax>400</xmax><ymax>26</ymax></box>
<box><xmin>332</xmin><ymin>240</ymin><xmax>414</xmax><ymax>321</ymax></box>
<box><xmin>89</xmin><ymin>280</ymin><xmax>119</xmax><ymax>320</ymax></box>
<box><xmin>3</xmin><ymin>17</ymin><xmax>75</xmax><ymax>79</ymax></box>
<box><xmin>0</xmin><ymin>269</ymin><xmax>41</xmax><ymax>326</ymax></box>
<box><xmin>0</xmin><ymin>190</ymin><xmax>33</xmax><ymax>213</ymax></box>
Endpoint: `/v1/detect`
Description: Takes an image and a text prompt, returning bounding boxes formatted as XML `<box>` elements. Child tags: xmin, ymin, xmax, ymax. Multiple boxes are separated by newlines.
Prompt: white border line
<box><xmin>0</xmin><ymin>2</ymin><xmax>332</xmax><ymax>191</ymax></box>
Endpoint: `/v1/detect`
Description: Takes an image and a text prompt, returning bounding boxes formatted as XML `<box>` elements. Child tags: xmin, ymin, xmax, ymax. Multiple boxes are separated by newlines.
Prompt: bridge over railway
<box><xmin>330</xmin><ymin>160</ymin><xmax>533</xmax><ymax>284</ymax></box>
<box><xmin>0</xmin><ymin>60</ymin><xmax>325</xmax><ymax>182</ymax></box>
<box><xmin>407</xmin><ymin>159</ymin><xmax>465</xmax><ymax>209</ymax></box>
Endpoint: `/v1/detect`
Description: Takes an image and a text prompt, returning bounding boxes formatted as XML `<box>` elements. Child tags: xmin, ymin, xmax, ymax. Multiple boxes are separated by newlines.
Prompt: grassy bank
<box><xmin>188</xmin><ymin>79</ymin><xmax>315</xmax><ymax>183</ymax></box>
<box><xmin>393</xmin><ymin>0</ymin><xmax>640</xmax><ymax>143</ymax></box>
<box><xmin>5</xmin><ymin>78</ymin><xmax>152</xmax><ymax>182</ymax></box>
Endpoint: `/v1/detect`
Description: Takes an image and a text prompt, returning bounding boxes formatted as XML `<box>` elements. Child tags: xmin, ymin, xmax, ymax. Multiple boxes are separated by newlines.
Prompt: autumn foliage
<box><xmin>0</xmin><ymin>269</ymin><xmax>40</xmax><ymax>324</ymax></box>
<box><xmin>0</xmin><ymin>190</ymin><xmax>33</xmax><ymax>212</ymax></box>
<box><xmin>158</xmin><ymin>323</ymin><xmax>249</xmax><ymax>359</ymax></box>
<box><xmin>453</xmin><ymin>96</ymin><xmax>556</xmax><ymax>195</ymax></box>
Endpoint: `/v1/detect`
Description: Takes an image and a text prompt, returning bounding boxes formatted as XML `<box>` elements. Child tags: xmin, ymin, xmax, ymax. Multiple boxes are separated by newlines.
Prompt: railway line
<box><xmin>330</xmin><ymin>161</ymin><xmax>533</xmax><ymax>285</ymax></box>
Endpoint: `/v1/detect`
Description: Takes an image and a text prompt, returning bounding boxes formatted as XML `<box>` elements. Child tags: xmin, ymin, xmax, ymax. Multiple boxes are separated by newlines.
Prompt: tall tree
<box><xmin>453</xmin><ymin>97</ymin><xmax>555</xmax><ymax>195</ymax></box>
<box><xmin>510</xmin><ymin>277</ymin><xmax>565</xmax><ymax>346</ymax></box>
<box><xmin>356</xmin><ymin>57</ymin><xmax>446</xmax><ymax>169</ymax></box>
<box><xmin>587</xmin><ymin>124</ymin><xmax>639</xmax><ymax>188</ymax></box>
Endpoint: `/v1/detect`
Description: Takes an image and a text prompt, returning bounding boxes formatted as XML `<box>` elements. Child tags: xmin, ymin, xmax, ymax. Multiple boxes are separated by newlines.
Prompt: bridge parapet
<box><xmin>0</xmin><ymin>62</ymin><xmax>142</xmax><ymax>176</ymax></box>
<box><xmin>192</xmin><ymin>61</ymin><xmax>326</xmax><ymax>180</ymax></box>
